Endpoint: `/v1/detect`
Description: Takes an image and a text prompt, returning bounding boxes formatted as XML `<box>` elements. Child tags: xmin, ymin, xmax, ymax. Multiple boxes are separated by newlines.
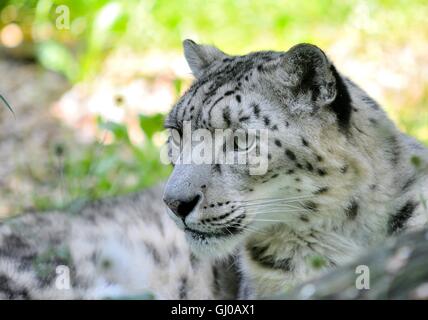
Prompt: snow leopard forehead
<box><xmin>166</xmin><ymin>40</ymin><xmax>352</xmax><ymax>133</ymax></box>
<box><xmin>166</xmin><ymin>50</ymin><xmax>284</xmax><ymax>131</ymax></box>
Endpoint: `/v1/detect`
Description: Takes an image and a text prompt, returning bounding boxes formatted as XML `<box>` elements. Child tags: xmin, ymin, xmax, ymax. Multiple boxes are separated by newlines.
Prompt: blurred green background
<box><xmin>0</xmin><ymin>0</ymin><xmax>427</xmax><ymax>217</ymax></box>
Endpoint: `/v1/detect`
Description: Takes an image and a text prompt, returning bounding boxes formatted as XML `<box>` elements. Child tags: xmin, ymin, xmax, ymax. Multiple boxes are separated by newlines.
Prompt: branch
<box><xmin>282</xmin><ymin>227</ymin><xmax>428</xmax><ymax>299</ymax></box>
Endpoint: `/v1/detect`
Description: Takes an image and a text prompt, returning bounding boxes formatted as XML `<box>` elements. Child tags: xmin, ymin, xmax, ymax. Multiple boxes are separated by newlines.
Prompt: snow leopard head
<box><xmin>163</xmin><ymin>40</ymin><xmax>356</xmax><ymax>256</ymax></box>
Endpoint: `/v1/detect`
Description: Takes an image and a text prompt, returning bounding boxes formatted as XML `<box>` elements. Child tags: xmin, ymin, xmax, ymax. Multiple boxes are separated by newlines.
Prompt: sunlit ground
<box><xmin>0</xmin><ymin>0</ymin><xmax>427</xmax><ymax>217</ymax></box>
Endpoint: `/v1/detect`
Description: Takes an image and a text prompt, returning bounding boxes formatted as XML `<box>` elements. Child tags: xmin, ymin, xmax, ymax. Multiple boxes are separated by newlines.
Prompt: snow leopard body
<box><xmin>0</xmin><ymin>41</ymin><xmax>427</xmax><ymax>299</ymax></box>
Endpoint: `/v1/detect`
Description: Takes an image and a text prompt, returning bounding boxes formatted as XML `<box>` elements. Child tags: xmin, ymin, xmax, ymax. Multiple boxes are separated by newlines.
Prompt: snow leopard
<box><xmin>0</xmin><ymin>40</ymin><xmax>427</xmax><ymax>299</ymax></box>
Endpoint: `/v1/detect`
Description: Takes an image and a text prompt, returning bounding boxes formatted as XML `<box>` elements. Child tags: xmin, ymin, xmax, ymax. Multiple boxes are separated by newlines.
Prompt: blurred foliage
<box><xmin>1</xmin><ymin>0</ymin><xmax>427</xmax><ymax>81</ymax></box>
<box><xmin>32</xmin><ymin>114</ymin><xmax>172</xmax><ymax>212</ymax></box>
<box><xmin>0</xmin><ymin>0</ymin><xmax>427</xmax><ymax>212</ymax></box>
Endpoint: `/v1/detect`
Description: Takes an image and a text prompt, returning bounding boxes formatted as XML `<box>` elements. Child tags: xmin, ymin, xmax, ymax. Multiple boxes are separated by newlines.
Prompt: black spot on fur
<box><xmin>345</xmin><ymin>200</ymin><xmax>359</xmax><ymax>220</ymax></box>
<box><xmin>361</xmin><ymin>95</ymin><xmax>380</xmax><ymax>110</ymax></box>
<box><xmin>306</xmin><ymin>162</ymin><xmax>314</xmax><ymax>171</ymax></box>
<box><xmin>213</xmin><ymin>164</ymin><xmax>222</xmax><ymax>174</ymax></box>
<box><xmin>263</xmin><ymin>116</ymin><xmax>270</xmax><ymax>126</ymax></box>
<box><xmin>0</xmin><ymin>274</ymin><xmax>30</xmax><ymax>299</ymax></box>
<box><xmin>316</xmin><ymin>155</ymin><xmax>323</xmax><ymax>162</ymax></box>
<box><xmin>386</xmin><ymin>135</ymin><xmax>400</xmax><ymax>167</ymax></box>
<box><xmin>302</xmin><ymin>138</ymin><xmax>309</xmax><ymax>147</ymax></box>
<box><xmin>317</xmin><ymin>168</ymin><xmax>327</xmax><ymax>176</ymax></box>
<box><xmin>329</xmin><ymin>65</ymin><xmax>352</xmax><ymax>130</ymax></box>
<box><xmin>285</xmin><ymin>149</ymin><xmax>296</xmax><ymax>161</ymax></box>
<box><xmin>313</xmin><ymin>187</ymin><xmax>329</xmax><ymax>195</ymax></box>
<box><xmin>236</xmin><ymin>95</ymin><xmax>241</xmax><ymax>103</ymax></box>
<box><xmin>300</xmin><ymin>216</ymin><xmax>310</xmax><ymax>222</ymax></box>
<box><xmin>179</xmin><ymin>276</ymin><xmax>188</xmax><ymax>299</ymax></box>
<box><xmin>251</xmin><ymin>103</ymin><xmax>260</xmax><ymax>118</ymax></box>
<box><xmin>145</xmin><ymin>243</ymin><xmax>161</xmax><ymax>264</ymax></box>
<box><xmin>224</xmin><ymin>90</ymin><xmax>235</xmax><ymax>96</ymax></box>
<box><xmin>303</xmin><ymin>201</ymin><xmax>318</xmax><ymax>212</ymax></box>
<box><xmin>274</xmin><ymin>139</ymin><xmax>282</xmax><ymax>147</ymax></box>
<box><xmin>223</xmin><ymin>107</ymin><xmax>230</xmax><ymax>128</ymax></box>
<box><xmin>3</xmin><ymin>234</ymin><xmax>29</xmax><ymax>250</ymax></box>
<box><xmin>239</xmin><ymin>115</ymin><xmax>250</xmax><ymax>122</ymax></box>
<box><xmin>248</xmin><ymin>244</ymin><xmax>293</xmax><ymax>271</ymax></box>
<box><xmin>388</xmin><ymin>201</ymin><xmax>418</xmax><ymax>235</ymax></box>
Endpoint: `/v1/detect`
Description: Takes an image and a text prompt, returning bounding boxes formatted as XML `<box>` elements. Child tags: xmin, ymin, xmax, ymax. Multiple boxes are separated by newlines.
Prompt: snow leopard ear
<box><xmin>183</xmin><ymin>39</ymin><xmax>227</xmax><ymax>78</ymax></box>
<box><xmin>279</xmin><ymin>43</ymin><xmax>337</xmax><ymax>109</ymax></box>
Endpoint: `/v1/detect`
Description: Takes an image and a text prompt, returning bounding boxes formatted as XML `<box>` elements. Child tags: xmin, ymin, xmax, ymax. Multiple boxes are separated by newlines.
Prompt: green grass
<box><xmin>29</xmin><ymin>115</ymin><xmax>172</xmax><ymax>213</ymax></box>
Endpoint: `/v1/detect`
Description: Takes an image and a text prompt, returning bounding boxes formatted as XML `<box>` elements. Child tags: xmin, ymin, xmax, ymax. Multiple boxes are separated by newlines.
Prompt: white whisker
<box><xmin>238</xmin><ymin>202</ymin><xmax>305</xmax><ymax>210</ymax></box>
<box><xmin>244</xmin><ymin>209</ymin><xmax>305</xmax><ymax>215</ymax></box>
<box><xmin>250</xmin><ymin>218</ymin><xmax>295</xmax><ymax>223</ymax></box>
<box><xmin>236</xmin><ymin>195</ymin><xmax>313</xmax><ymax>204</ymax></box>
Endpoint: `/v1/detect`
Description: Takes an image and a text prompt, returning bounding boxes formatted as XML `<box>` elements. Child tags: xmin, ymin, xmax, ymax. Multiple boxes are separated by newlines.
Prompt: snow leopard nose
<box><xmin>164</xmin><ymin>194</ymin><xmax>201</xmax><ymax>219</ymax></box>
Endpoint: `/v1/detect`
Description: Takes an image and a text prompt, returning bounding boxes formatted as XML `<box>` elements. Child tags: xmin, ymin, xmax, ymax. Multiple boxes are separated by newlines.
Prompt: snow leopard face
<box><xmin>163</xmin><ymin>40</ymin><xmax>354</xmax><ymax>256</ymax></box>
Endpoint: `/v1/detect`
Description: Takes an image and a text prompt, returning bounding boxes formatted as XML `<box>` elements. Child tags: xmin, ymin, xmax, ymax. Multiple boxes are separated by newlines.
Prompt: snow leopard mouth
<box><xmin>184</xmin><ymin>213</ymin><xmax>247</xmax><ymax>240</ymax></box>
<box><xmin>184</xmin><ymin>214</ymin><xmax>250</xmax><ymax>255</ymax></box>
<box><xmin>184</xmin><ymin>224</ymin><xmax>243</xmax><ymax>240</ymax></box>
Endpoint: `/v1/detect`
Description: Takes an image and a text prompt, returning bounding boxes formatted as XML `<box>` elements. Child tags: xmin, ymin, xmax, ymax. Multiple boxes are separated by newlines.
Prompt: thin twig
<box><xmin>0</xmin><ymin>94</ymin><xmax>15</xmax><ymax>119</ymax></box>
